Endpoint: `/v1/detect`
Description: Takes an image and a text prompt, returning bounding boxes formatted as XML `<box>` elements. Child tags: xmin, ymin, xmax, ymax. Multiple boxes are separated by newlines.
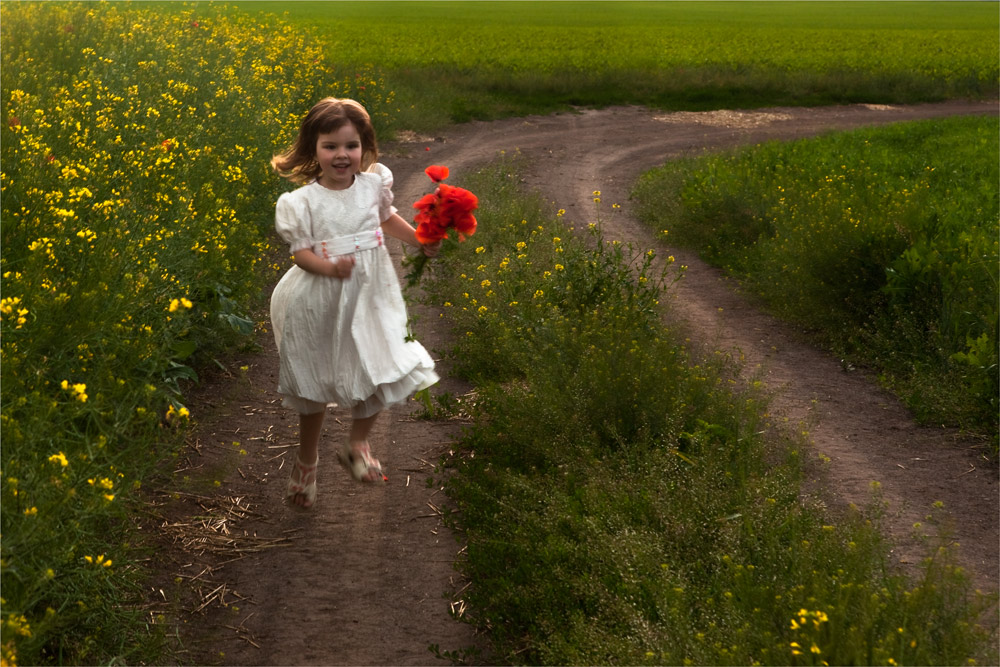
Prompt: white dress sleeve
<box><xmin>274</xmin><ymin>191</ymin><xmax>312</xmax><ymax>252</ymax></box>
<box><xmin>373</xmin><ymin>163</ymin><xmax>398</xmax><ymax>222</ymax></box>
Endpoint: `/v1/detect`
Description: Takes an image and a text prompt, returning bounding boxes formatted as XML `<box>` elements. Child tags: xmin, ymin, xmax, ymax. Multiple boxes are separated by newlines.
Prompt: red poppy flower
<box><xmin>406</xmin><ymin>166</ymin><xmax>479</xmax><ymax>285</ymax></box>
<box><xmin>412</xmin><ymin>166</ymin><xmax>478</xmax><ymax>244</ymax></box>
<box><xmin>425</xmin><ymin>165</ymin><xmax>449</xmax><ymax>183</ymax></box>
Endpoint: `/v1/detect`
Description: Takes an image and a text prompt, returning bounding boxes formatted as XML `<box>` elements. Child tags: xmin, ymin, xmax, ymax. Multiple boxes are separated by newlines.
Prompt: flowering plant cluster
<box><xmin>406</xmin><ymin>165</ymin><xmax>478</xmax><ymax>285</ymax></box>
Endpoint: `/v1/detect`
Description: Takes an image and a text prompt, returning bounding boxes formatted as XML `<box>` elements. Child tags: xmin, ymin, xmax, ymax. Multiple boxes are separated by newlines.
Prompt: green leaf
<box><xmin>171</xmin><ymin>340</ymin><xmax>198</xmax><ymax>360</ymax></box>
<box><xmin>222</xmin><ymin>313</ymin><xmax>254</xmax><ymax>335</ymax></box>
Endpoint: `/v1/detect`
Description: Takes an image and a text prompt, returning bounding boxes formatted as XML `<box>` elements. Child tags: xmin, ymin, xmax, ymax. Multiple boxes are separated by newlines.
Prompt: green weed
<box><xmin>419</xmin><ymin>156</ymin><xmax>996</xmax><ymax>664</ymax></box>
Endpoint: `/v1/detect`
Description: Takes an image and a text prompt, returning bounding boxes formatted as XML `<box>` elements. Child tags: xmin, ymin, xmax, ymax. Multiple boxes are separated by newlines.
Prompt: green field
<box><xmin>244</xmin><ymin>0</ymin><xmax>997</xmax><ymax>70</ymax></box>
<box><xmin>242</xmin><ymin>1</ymin><xmax>998</xmax><ymax>126</ymax></box>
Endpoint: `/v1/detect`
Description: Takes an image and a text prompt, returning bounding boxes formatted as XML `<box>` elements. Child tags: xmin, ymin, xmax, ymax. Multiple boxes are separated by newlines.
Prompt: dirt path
<box><xmin>154</xmin><ymin>100</ymin><xmax>998</xmax><ymax>665</ymax></box>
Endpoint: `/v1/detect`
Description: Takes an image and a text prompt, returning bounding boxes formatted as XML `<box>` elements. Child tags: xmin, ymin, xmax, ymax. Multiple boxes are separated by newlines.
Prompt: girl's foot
<box><xmin>286</xmin><ymin>454</ymin><xmax>318</xmax><ymax>507</ymax></box>
<box><xmin>337</xmin><ymin>442</ymin><xmax>386</xmax><ymax>483</ymax></box>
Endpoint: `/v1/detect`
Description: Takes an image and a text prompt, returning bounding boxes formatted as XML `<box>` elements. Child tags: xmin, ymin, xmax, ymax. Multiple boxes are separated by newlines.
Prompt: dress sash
<box><xmin>313</xmin><ymin>229</ymin><xmax>384</xmax><ymax>259</ymax></box>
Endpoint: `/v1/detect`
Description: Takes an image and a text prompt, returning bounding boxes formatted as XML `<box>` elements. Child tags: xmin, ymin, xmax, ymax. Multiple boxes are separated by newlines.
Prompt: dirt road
<box><xmin>154</xmin><ymin>100</ymin><xmax>998</xmax><ymax>665</ymax></box>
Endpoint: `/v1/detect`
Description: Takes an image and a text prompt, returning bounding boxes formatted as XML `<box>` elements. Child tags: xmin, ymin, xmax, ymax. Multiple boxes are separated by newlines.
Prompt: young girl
<box><xmin>269</xmin><ymin>98</ymin><xmax>441</xmax><ymax>508</ymax></box>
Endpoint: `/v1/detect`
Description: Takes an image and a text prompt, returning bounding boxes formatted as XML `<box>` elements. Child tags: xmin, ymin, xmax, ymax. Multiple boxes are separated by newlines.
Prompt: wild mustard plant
<box><xmin>0</xmin><ymin>3</ymin><xmax>397</xmax><ymax>664</ymax></box>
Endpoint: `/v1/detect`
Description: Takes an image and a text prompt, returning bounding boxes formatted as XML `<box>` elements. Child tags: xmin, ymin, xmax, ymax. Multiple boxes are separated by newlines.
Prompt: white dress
<box><xmin>269</xmin><ymin>164</ymin><xmax>439</xmax><ymax>415</ymax></box>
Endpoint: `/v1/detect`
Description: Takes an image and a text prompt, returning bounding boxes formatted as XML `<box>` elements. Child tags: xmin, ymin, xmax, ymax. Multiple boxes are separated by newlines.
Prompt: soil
<box><xmin>146</xmin><ymin>99</ymin><xmax>999</xmax><ymax>665</ymax></box>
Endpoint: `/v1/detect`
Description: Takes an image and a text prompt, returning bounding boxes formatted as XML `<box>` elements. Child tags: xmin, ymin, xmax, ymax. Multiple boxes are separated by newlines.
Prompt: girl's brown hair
<box><xmin>271</xmin><ymin>98</ymin><xmax>378</xmax><ymax>184</ymax></box>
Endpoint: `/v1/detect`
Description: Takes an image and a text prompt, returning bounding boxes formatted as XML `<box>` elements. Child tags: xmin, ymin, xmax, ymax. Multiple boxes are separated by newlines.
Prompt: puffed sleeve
<box><xmin>372</xmin><ymin>163</ymin><xmax>398</xmax><ymax>222</ymax></box>
<box><xmin>274</xmin><ymin>191</ymin><xmax>312</xmax><ymax>253</ymax></box>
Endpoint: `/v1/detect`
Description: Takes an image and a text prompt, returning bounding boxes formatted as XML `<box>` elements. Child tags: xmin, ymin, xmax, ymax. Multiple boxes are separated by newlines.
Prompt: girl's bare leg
<box><xmin>299</xmin><ymin>411</ymin><xmax>324</xmax><ymax>462</ymax></box>
<box><xmin>290</xmin><ymin>411</ymin><xmax>324</xmax><ymax>506</ymax></box>
<box><xmin>349</xmin><ymin>411</ymin><xmax>379</xmax><ymax>445</ymax></box>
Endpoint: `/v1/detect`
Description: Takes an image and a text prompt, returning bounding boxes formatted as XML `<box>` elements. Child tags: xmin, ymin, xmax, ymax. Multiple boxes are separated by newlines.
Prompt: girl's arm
<box><xmin>292</xmin><ymin>248</ymin><xmax>355</xmax><ymax>278</ymax></box>
<box><xmin>381</xmin><ymin>213</ymin><xmax>442</xmax><ymax>257</ymax></box>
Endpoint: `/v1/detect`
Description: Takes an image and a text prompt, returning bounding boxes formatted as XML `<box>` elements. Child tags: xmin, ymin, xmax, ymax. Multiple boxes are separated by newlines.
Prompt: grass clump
<box><xmin>416</xmin><ymin>156</ymin><xmax>996</xmax><ymax>664</ymax></box>
<box><xmin>0</xmin><ymin>3</ymin><xmax>396</xmax><ymax>664</ymax></box>
<box><xmin>632</xmin><ymin>115</ymin><xmax>998</xmax><ymax>451</ymax></box>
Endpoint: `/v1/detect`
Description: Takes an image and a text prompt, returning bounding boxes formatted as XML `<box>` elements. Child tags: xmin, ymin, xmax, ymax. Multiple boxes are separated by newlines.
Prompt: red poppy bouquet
<box><xmin>406</xmin><ymin>165</ymin><xmax>478</xmax><ymax>285</ymax></box>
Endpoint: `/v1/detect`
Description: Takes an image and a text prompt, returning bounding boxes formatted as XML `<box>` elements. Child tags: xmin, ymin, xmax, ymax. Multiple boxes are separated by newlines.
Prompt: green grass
<box><xmin>631</xmin><ymin>115</ymin><xmax>999</xmax><ymax>450</ymax></box>
<box><xmin>415</xmin><ymin>156</ymin><xmax>996</xmax><ymax>664</ymax></box>
<box><xmin>240</xmin><ymin>1</ymin><xmax>999</xmax><ymax>129</ymax></box>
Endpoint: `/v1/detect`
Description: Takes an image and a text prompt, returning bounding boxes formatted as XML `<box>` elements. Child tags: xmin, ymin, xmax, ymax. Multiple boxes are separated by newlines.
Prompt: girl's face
<box><xmin>314</xmin><ymin>123</ymin><xmax>363</xmax><ymax>190</ymax></box>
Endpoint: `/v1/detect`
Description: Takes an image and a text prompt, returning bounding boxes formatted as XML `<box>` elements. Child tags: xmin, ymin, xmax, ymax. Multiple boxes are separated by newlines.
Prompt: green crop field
<box><xmin>240</xmin><ymin>1</ymin><xmax>998</xmax><ymax>126</ymax></box>
<box><xmin>243</xmin><ymin>0</ymin><xmax>996</xmax><ymax>72</ymax></box>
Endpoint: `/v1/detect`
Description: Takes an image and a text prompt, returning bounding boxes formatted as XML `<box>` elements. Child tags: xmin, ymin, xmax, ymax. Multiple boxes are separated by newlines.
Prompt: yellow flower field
<box><xmin>0</xmin><ymin>3</ymin><xmax>396</xmax><ymax>664</ymax></box>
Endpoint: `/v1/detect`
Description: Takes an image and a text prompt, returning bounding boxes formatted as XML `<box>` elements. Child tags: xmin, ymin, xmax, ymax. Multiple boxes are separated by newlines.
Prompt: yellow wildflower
<box><xmin>0</xmin><ymin>297</ymin><xmax>21</xmax><ymax>314</ymax></box>
<box><xmin>71</xmin><ymin>383</ymin><xmax>87</xmax><ymax>402</ymax></box>
<box><xmin>84</xmin><ymin>554</ymin><xmax>112</xmax><ymax>567</ymax></box>
<box><xmin>48</xmin><ymin>452</ymin><xmax>69</xmax><ymax>467</ymax></box>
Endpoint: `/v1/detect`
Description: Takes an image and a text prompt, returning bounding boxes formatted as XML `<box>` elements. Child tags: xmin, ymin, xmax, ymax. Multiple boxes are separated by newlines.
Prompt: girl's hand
<box><xmin>421</xmin><ymin>240</ymin><xmax>443</xmax><ymax>257</ymax></box>
<box><xmin>329</xmin><ymin>255</ymin><xmax>355</xmax><ymax>279</ymax></box>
